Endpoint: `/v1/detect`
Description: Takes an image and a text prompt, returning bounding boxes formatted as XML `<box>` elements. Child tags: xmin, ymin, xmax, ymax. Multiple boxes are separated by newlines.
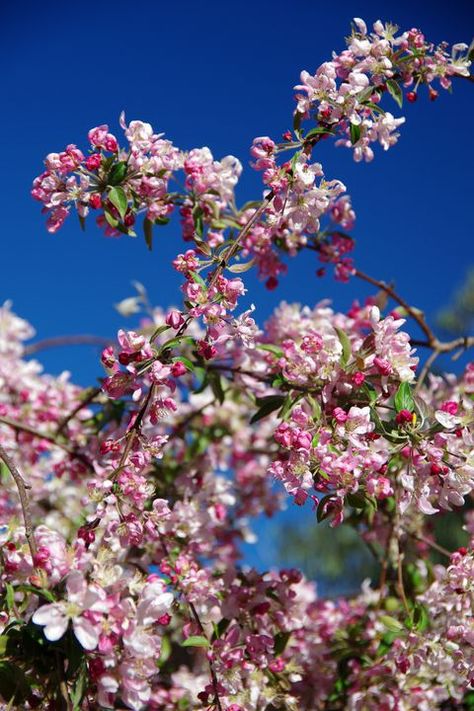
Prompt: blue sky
<box><xmin>1</xmin><ymin>0</ymin><xmax>473</xmax><ymax>580</ymax></box>
<box><xmin>1</xmin><ymin>0</ymin><xmax>472</xmax><ymax>382</ymax></box>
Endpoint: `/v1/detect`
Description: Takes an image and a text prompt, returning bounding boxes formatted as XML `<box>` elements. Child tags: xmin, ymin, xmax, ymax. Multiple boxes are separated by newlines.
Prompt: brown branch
<box><xmin>402</xmin><ymin>527</ymin><xmax>452</xmax><ymax>558</ymax></box>
<box><xmin>0</xmin><ymin>416</ymin><xmax>93</xmax><ymax>469</ymax></box>
<box><xmin>208</xmin><ymin>192</ymin><xmax>274</xmax><ymax>290</ymax></box>
<box><xmin>414</xmin><ymin>349</ymin><xmax>441</xmax><ymax>394</ymax></box>
<box><xmin>354</xmin><ymin>269</ymin><xmax>474</xmax><ymax>356</ymax></box>
<box><xmin>24</xmin><ymin>335</ymin><xmax>112</xmax><ymax>356</ymax></box>
<box><xmin>355</xmin><ymin>269</ymin><xmax>436</xmax><ymax>343</ymax></box>
<box><xmin>56</xmin><ymin>386</ymin><xmax>102</xmax><ymax>435</ymax></box>
<box><xmin>0</xmin><ymin>443</ymin><xmax>37</xmax><ymax>559</ymax></box>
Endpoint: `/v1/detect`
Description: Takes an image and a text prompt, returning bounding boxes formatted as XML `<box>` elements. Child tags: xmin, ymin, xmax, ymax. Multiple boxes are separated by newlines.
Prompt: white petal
<box><xmin>73</xmin><ymin>617</ymin><xmax>99</xmax><ymax>650</ymax></box>
<box><xmin>44</xmin><ymin>616</ymin><xmax>69</xmax><ymax>642</ymax></box>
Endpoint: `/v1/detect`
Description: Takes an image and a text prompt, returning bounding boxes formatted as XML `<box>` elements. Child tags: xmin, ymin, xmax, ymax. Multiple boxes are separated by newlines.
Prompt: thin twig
<box><xmin>354</xmin><ymin>269</ymin><xmax>474</xmax><ymax>356</ymax></box>
<box><xmin>208</xmin><ymin>192</ymin><xmax>274</xmax><ymax>291</ymax></box>
<box><xmin>402</xmin><ymin>527</ymin><xmax>451</xmax><ymax>558</ymax></box>
<box><xmin>56</xmin><ymin>386</ymin><xmax>102</xmax><ymax>435</ymax></box>
<box><xmin>414</xmin><ymin>349</ymin><xmax>440</xmax><ymax>394</ymax></box>
<box><xmin>0</xmin><ymin>443</ymin><xmax>37</xmax><ymax>559</ymax></box>
<box><xmin>24</xmin><ymin>335</ymin><xmax>112</xmax><ymax>356</ymax></box>
<box><xmin>355</xmin><ymin>269</ymin><xmax>436</xmax><ymax>343</ymax></box>
<box><xmin>0</xmin><ymin>416</ymin><xmax>93</xmax><ymax>469</ymax></box>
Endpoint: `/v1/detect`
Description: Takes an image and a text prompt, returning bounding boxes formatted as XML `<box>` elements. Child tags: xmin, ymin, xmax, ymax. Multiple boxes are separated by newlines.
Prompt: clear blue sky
<box><xmin>1</xmin><ymin>0</ymin><xmax>473</xmax><ymax>580</ymax></box>
<box><xmin>1</xmin><ymin>0</ymin><xmax>472</xmax><ymax>382</ymax></box>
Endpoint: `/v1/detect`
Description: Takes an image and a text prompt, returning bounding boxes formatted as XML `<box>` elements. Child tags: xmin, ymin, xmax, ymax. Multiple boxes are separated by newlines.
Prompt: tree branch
<box><xmin>0</xmin><ymin>443</ymin><xmax>37</xmax><ymax>559</ymax></box>
<box><xmin>0</xmin><ymin>416</ymin><xmax>93</xmax><ymax>469</ymax></box>
<box><xmin>24</xmin><ymin>335</ymin><xmax>112</xmax><ymax>356</ymax></box>
<box><xmin>354</xmin><ymin>269</ymin><xmax>474</xmax><ymax>356</ymax></box>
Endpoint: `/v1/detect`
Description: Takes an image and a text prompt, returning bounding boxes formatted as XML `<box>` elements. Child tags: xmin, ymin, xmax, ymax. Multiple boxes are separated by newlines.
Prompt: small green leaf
<box><xmin>182</xmin><ymin>635</ymin><xmax>209</xmax><ymax>648</ymax></box>
<box><xmin>316</xmin><ymin>494</ymin><xmax>336</xmax><ymax>523</ymax></box>
<box><xmin>70</xmin><ymin>664</ymin><xmax>88</xmax><ymax>708</ymax></box>
<box><xmin>279</xmin><ymin>394</ymin><xmax>298</xmax><ymax>420</ymax></box>
<box><xmin>171</xmin><ymin>356</ymin><xmax>194</xmax><ymax>372</ymax></box>
<box><xmin>274</xmin><ymin>631</ymin><xmax>291</xmax><ymax>656</ymax></box>
<box><xmin>190</xmin><ymin>272</ymin><xmax>207</xmax><ymax>290</ymax></box>
<box><xmin>346</xmin><ymin>492</ymin><xmax>366</xmax><ymax>509</ymax></box>
<box><xmin>257</xmin><ymin>344</ymin><xmax>284</xmax><ymax>358</ymax></box>
<box><xmin>108</xmin><ymin>186</ymin><xmax>128</xmax><ymax>220</ymax></box>
<box><xmin>293</xmin><ymin>111</ymin><xmax>303</xmax><ymax>138</ymax></box>
<box><xmin>380</xmin><ymin>615</ymin><xmax>404</xmax><ymax>632</ymax></box>
<box><xmin>386</xmin><ymin>80</ymin><xmax>403</xmax><ymax>109</ymax></box>
<box><xmin>335</xmin><ymin>327</ymin><xmax>352</xmax><ymax>367</ymax></box>
<box><xmin>228</xmin><ymin>258</ymin><xmax>256</xmax><ymax>273</ymax></box>
<box><xmin>104</xmin><ymin>208</ymin><xmax>119</xmax><ymax>228</ymax></box>
<box><xmin>157</xmin><ymin>635</ymin><xmax>172</xmax><ymax>666</ymax></box>
<box><xmin>160</xmin><ymin>336</ymin><xmax>195</xmax><ymax>353</ymax></box>
<box><xmin>212</xmin><ymin>618</ymin><xmax>231</xmax><ymax>641</ymax></box>
<box><xmin>108</xmin><ymin>161</ymin><xmax>128</xmax><ymax>186</ymax></box>
<box><xmin>349</xmin><ymin>122</ymin><xmax>361</xmax><ymax>145</ymax></box>
<box><xmin>5</xmin><ymin>583</ymin><xmax>15</xmax><ymax>612</ymax></box>
<box><xmin>143</xmin><ymin>218</ymin><xmax>153</xmax><ymax>251</ymax></box>
<box><xmin>208</xmin><ymin>371</ymin><xmax>225</xmax><ymax>405</ymax></box>
<box><xmin>250</xmin><ymin>395</ymin><xmax>285</xmax><ymax>424</ymax></box>
<box><xmin>394</xmin><ymin>382</ymin><xmax>414</xmax><ymax>413</ymax></box>
<box><xmin>304</xmin><ymin>126</ymin><xmax>334</xmax><ymax>141</ymax></box>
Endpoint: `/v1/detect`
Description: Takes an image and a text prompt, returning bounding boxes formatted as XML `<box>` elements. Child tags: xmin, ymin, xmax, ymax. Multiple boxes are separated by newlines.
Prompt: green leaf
<box><xmin>293</xmin><ymin>111</ymin><xmax>303</xmax><ymax>138</ymax></box>
<box><xmin>190</xmin><ymin>271</ymin><xmax>207</xmax><ymax>290</ymax></box>
<box><xmin>108</xmin><ymin>161</ymin><xmax>128</xmax><ymax>186</ymax></box>
<box><xmin>70</xmin><ymin>664</ymin><xmax>88</xmax><ymax>708</ymax></box>
<box><xmin>394</xmin><ymin>382</ymin><xmax>414</xmax><ymax>413</ymax></box>
<box><xmin>5</xmin><ymin>583</ymin><xmax>15</xmax><ymax>612</ymax></box>
<box><xmin>290</xmin><ymin>149</ymin><xmax>302</xmax><ymax>173</ymax></box>
<box><xmin>412</xmin><ymin>603</ymin><xmax>430</xmax><ymax>632</ymax></box>
<box><xmin>349</xmin><ymin>122</ymin><xmax>361</xmax><ymax>145</ymax></box>
<box><xmin>304</xmin><ymin>126</ymin><xmax>334</xmax><ymax>141</ymax></box>
<box><xmin>193</xmin><ymin>207</ymin><xmax>204</xmax><ymax>238</ymax></box>
<box><xmin>346</xmin><ymin>492</ymin><xmax>366</xmax><ymax>509</ymax></box>
<box><xmin>108</xmin><ymin>186</ymin><xmax>128</xmax><ymax>220</ymax></box>
<box><xmin>316</xmin><ymin>494</ymin><xmax>335</xmax><ymax>523</ymax></box>
<box><xmin>228</xmin><ymin>258</ymin><xmax>256</xmax><ymax>273</ymax></box>
<box><xmin>335</xmin><ymin>327</ymin><xmax>351</xmax><ymax>367</ymax></box>
<box><xmin>171</xmin><ymin>356</ymin><xmax>194</xmax><ymax>372</ymax></box>
<box><xmin>208</xmin><ymin>371</ymin><xmax>225</xmax><ymax>405</ymax></box>
<box><xmin>279</xmin><ymin>394</ymin><xmax>298</xmax><ymax>420</ymax></box>
<box><xmin>181</xmin><ymin>635</ymin><xmax>209</xmax><ymax>648</ymax></box>
<box><xmin>257</xmin><ymin>344</ymin><xmax>284</xmax><ymax>358</ymax></box>
<box><xmin>274</xmin><ymin>631</ymin><xmax>291</xmax><ymax>656</ymax></box>
<box><xmin>143</xmin><ymin>218</ymin><xmax>153</xmax><ymax>251</ymax></box>
<box><xmin>0</xmin><ymin>635</ymin><xmax>9</xmax><ymax>655</ymax></box>
<box><xmin>250</xmin><ymin>395</ymin><xmax>285</xmax><ymax>424</ymax></box>
<box><xmin>212</xmin><ymin>618</ymin><xmax>230</xmax><ymax>640</ymax></box>
<box><xmin>104</xmin><ymin>208</ymin><xmax>119</xmax><ymax>228</ymax></box>
<box><xmin>160</xmin><ymin>336</ymin><xmax>195</xmax><ymax>353</ymax></box>
<box><xmin>386</xmin><ymin>79</ymin><xmax>403</xmax><ymax>109</ymax></box>
<box><xmin>157</xmin><ymin>635</ymin><xmax>172</xmax><ymax>667</ymax></box>
<box><xmin>16</xmin><ymin>584</ymin><xmax>58</xmax><ymax>603</ymax></box>
<box><xmin>380</xmin><ymin>615</ymin><xmax>404</xmax><ymax>632</ymax></box>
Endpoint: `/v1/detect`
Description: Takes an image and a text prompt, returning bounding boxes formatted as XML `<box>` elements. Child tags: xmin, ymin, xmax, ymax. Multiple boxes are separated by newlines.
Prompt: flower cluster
<box><xmin>4</xmin><ymin>16</ymin><xmax>472</xmax><ymax>711</ymax></box>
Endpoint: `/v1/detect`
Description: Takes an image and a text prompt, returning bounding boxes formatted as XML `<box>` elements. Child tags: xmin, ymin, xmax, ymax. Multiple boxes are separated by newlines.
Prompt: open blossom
<box><xmin>9</xmin><ymin>17</ymin><xmax>474</xmax><ymax>711</ymax></box>
<box><xmin>32</xmin><ymin>571</ymin><xmax>108</xmax><ymax>650</ymax></box>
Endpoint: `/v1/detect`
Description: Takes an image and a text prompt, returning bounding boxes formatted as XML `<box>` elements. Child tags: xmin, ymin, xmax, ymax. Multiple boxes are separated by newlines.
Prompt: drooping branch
<box><xmin>0</xmin><ymin>415</ymin><xmax>93</xmax><ymax>469</ymax></box>
<box><xmin>24</xmin><ymin>334</ymin><xmax>112</xmax><ymax>355</ymax></box>
<box><xmin>0</xmin><ymin>443</ymin><xmax>37</xmax><ymax>559</ymax></box>
<box><xmin>354</xmin><ymin>268</ymin><xmax>474</xmax><ymax>355</ymax></box>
